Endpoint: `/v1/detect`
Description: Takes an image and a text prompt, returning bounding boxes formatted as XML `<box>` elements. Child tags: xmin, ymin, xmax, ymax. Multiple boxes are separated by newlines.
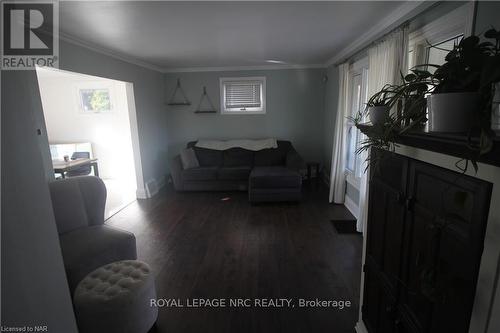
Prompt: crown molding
<box><xmin>325</xmin><ymin>0</ymin><xmax>437</xmax><ymax>67</ymax></box>
<box><xmin>58</xmin><ymin>31</ymin><xmax>165</xmax><ymax>73</ymax></box>
<box><xmin>162</xmin><ymin>63</ymin><xmax>326</xmax><ymax>73</ymax></box>
<box><xmin>58</xmin><ymin>1</ymin><xmax>437</xmax><ymax>75</ymax></box>
<box><xmin>59</xmin><ymin>31</ymin><xmax>327</xmax><ymax>74</ymax></box>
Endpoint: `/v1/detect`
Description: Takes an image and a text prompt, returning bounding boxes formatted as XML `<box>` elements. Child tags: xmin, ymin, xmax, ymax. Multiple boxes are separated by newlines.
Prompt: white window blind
<box><xmin>220</xmin><ymin>77</ymin><xmax>266</xmax><ymax>114</ymax></box>
<box><xmin>225</xmin><ymin>81</ymin><xmax>261</xmax><ymax>109</ymax></box>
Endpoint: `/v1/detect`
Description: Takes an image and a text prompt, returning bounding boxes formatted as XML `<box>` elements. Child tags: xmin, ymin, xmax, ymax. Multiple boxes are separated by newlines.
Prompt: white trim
<box><xmin>157</xmin><ymin>175</ymin><xmax>166</xmax><ymax>190</ymax></box>
<box><xmin>136</xmin><ymin>188</ymin><xmax>148</xmax><ymax>199</ymax></box>
<box><xmin>355</xmin><ymin>321</ymin><xmax>369</xmax><ymax>333</ymax></box>
<box><xmin>142</xmin><ymin>175</ymin><xmax>166</xmax><ymax>199</ymax></box>
<box><xmin>390</xmin><ymin>145</ymin><xmax>500</xmax><ymax>333</ymax></box>
<box><xmin>346</xmin><ymin>171</ymin><xmax>361</xmax><ymax>190</ymax></box>
<box><xmin>56</xmin><ymin>1</ymin><xmax>436</xmax><ymax>74</ymax></box>
<box><xmin>163</xmin><ymin>63</ymin><xmax>325</xmax><ymax>73</ymax></box>
<box><xmin>408</xmin><ymin>2</ymin><xmax>472</xmax><ymax>47</ymax></box>
<box><xmin>350</xmin><ymin>57</ymin><xmax>369</xmax><ymax>73</ymax></box>
<box><xmin>326</xmin><ymin>1</ymin><xmax>436</xmax><ymax>67</ymax></box>
<box><xmin>60</xmin><ymin>31</ymin><xmax>326</xmax><ymax>73</ymax></box>
<box><xmin>55</xmin><ymin>0</ymin><xmax>451</xmax><ymax>74</ymax></box>
<box><xmin>125</xmin><ymin>82</ymin><xmax>146</xmax><ymax>201</ymax></box>
<box><xmin>355</xmin><ymin>143</ymin><xmax>500</xmax><ymax>333</ymax></box>
<box><xmin>220</xmin><ymin>76</ymin><xmax>267</xmax><ymax>115</ymax></box>
<box><xmin>344</xmin><ymin>195</ymin><xmax>359</xmax><ymax>219</ymax></box>
<box><xmin>59</xmin><ymin>32</ymin><xmax>164</xmax><ymax>73</ymax></box>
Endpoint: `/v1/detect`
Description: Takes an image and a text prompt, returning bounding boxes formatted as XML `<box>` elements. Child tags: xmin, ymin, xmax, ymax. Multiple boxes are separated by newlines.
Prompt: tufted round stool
<box><xmin>73</xmin><ymin>260</ymin><xmax>158</xmax><ymax>333</ymax></box>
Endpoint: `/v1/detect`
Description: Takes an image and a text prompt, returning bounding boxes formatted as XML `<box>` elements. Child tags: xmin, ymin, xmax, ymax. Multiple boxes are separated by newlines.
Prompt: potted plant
<box><xmin>354</xmin><ymin>29</ymin><xmax>500</xmax><ymax>173</ymax></box>
<box><xmin>365</xmin><ymin>85</ymin><xmax>396</xmax><ymax>125</ymax></box>
<box><xmin>428</xmin><ymin>31</ymin><xmax>500</xmax><ymax>133</ymax></box>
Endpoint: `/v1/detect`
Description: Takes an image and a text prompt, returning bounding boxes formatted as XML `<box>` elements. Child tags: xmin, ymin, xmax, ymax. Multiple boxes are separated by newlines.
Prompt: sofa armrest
<box><xmin>286</xmin><ymin>148</ymin><xmax>305</xmax><ymax>172</ymax></box>
<box><xmin>169</xmin><ymin>155</ymin><xmax>184</xmax><ymax>191</ymax></box>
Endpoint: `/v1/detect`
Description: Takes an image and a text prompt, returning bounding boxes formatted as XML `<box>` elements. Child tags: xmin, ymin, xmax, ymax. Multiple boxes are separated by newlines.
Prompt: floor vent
<box><xmin>145</xmin><ymin>179</ymin><xmax>159</xmax><ymax>197</ymax></box>
<box><xmin>331</xmin><ymin>219</ymin><xmax>361</xmax><ymax>234</ymax></box>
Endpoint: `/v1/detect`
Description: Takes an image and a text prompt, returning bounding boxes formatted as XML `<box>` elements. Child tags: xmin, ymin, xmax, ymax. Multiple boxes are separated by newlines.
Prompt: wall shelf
<box><xmin>167</xmin><ymin>78</ymin><xmax>191</xmax><ymax>106</ymax></box>
<box><xmin>194</xmin><ymin>110</ymin><xmax>217</xmax><ymax>114</ymax></box>
<box><xmin>194</xmin><ymin>86</ymin><xmax>217</xmax><ymax>114</ymax></box>
<box><xmin>357</xmin><ymin>123</ymin><xmax>500</xmax><ymax>168</ymax></box>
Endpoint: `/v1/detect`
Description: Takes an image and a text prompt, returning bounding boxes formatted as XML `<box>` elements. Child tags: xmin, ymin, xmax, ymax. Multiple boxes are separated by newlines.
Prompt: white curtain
<box><xmin>356</xmin><ymin>26</ymin><xmax>409</xmax><ymax>233</ymax></box>
<box><xmin>329</xmin><ymin>62</ymin><xmax>350</xmax><ymax>203</ymax></box>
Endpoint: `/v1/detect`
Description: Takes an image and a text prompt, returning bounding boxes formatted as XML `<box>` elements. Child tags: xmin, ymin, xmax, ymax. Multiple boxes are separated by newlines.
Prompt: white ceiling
<box><xmin>59</xmin><ymin>1</ymin><xmax>412</xmax><ymax>71</ymax></box>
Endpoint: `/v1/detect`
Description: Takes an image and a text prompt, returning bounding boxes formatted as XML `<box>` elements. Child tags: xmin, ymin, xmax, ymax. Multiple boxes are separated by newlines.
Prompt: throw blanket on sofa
<box><xmin>195</xmin><ymin>138</ymin><xmax>278</xmax><ymax>151</ymax></box>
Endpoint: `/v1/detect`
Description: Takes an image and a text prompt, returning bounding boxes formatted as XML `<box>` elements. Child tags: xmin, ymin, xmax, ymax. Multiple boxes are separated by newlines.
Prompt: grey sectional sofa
<box><xmin>169</xmin><ymin>140</ymin><xmax>304</xmax><ymax>202</ymax></box>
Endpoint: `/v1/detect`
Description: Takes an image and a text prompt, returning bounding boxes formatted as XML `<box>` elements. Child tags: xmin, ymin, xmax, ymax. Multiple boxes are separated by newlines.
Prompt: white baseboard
<box><xmin>139</xmin><ymin>175</ymin><xmax>167</xmax><ymax>199</ymax></box>
<box><xmin>355</xmin><ymin>321</ymin><xmax>368</xmax><ymax>333</ymax></box>
<box><xmin>157</xmin><ymin>175</ymin><xmax>166</xmax><ymax>189</ymax></box>
<box><xmin>136</xmin><ymin>187</ymin><xmax>148</xmax><ymax>199</ymax></box>
<box><xmin>344</xmin><ymin>195</ymin><xmax>359</xmax><ymax>218</ymax></box>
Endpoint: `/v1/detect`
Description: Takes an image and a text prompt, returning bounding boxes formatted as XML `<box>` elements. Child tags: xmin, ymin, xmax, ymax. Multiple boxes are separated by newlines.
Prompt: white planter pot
<box><xmin>427</xmin><ymin>92</ymin><xmax>479</xmax><ymax>133</ymax></box>
<box><xmin>368</xmin><ymin>106</ymin><xmax>389</xmax><ymax>125</ymax></box>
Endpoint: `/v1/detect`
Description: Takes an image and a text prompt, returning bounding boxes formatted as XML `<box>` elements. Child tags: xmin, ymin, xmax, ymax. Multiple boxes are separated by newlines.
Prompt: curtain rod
<box><xmin>333</xmin><ymin>0</ymin><xmax>449</xmax><ymax>67</ymax></box>
<box><xmin>334</xmin><ymin>21</ymin><xmax>410</xmax><ymax>67</ymax></box>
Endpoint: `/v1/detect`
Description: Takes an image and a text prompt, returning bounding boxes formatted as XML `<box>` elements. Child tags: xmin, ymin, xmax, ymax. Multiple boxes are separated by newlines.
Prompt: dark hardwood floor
<box><xmin>107</xmin><ymin>182</ymin><xmax>363</xmax><ymax>333</ymax></box>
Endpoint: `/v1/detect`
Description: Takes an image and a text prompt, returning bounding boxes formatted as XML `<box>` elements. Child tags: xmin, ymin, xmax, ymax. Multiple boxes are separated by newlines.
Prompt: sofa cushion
<box><xmin>254</xmin><ymin>141</ymin><xmax>292</xmax><ymax>166</ymax></box>
<box><xmin>59</xmin><ymin>225</ymin><xmax>137</xmax><ymax>292</ymax></box>
<box><xmin>218</xmin><ymin>166</ymin><xmax>251</xmax><ymax>180</ymax></box>
<box><xmin>250</xmin><ymin>166</ymin><xmax>302</xmax><ymax>188</ymax></box>
<box><xmin>223</xmin><ymin>148</ymin><xmax>254</xmax><ymax>167</ymax></box>
<box><xmin>182</xmin><ymin>166</ymin><xmax>218</xmax><ymax>181</ymax></box>
<box><xmin>192</xmin><ymin>147</ymin><xmax>223</xmax><ymax>167</ymax></box>
<box><xmin>180</xmin><ymin>148</ymin><xmax>199</xmax><ymax>169</ymax></box>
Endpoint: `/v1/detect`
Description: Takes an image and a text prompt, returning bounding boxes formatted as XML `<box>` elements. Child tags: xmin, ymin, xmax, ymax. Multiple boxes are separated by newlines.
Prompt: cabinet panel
<box><xmin>363</xmin><ymin>265</ymin><xmax>397</xmax><ymax>333</ymax></box>
<box><xmin>401</xmin><ymin>160</ymin><xmax>492</xmax><ymax>333</ymax></box>
<box><xmin>366</xmin><ymin>178</ymin><xmax>406</xmax><ymax>293</ymax></box>
<box><xmin>363</xmin><ymin>149</ymin><xmax>492</xmax><ymax>333</ymax></box>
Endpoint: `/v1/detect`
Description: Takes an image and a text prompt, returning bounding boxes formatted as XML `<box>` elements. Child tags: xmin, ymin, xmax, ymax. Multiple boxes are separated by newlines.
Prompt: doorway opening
<box><xmin>36</xmin><ymin>67</ymin><xmax>144</xmax><ymax>219</ymax></box>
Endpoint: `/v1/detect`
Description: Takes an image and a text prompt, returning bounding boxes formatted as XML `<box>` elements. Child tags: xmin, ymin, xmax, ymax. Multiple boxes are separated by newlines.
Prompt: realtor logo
<box><xmin>1</xmin><ymin>0</ymin><xmax>59</xmax><ymax>70</ymax></box>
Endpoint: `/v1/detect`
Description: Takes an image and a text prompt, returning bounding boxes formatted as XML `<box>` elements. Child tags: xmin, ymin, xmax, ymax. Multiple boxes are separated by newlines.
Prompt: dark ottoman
<box><xmin>249</xmin><ymin>166</ymin><xmax>302</xmax><ymax>202</ymax></box>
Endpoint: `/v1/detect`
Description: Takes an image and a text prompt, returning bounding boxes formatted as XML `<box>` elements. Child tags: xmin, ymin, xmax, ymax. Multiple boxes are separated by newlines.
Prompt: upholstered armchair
<box><xmin>49</xmin><ymin>176</ymin><xmax>137</xmax><ymax>293</ymax></box>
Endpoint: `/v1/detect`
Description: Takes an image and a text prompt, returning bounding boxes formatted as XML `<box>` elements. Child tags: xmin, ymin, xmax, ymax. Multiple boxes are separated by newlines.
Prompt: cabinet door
<box><xmin>363</xmin><ymin>149</ymin><xmax>409</xmax><ymax>333</ymax></box>
<box><xmin>401</xmin><ymin>160</ymin><xmax>492</xmax><ymax>333</ymax></box>
<box><xmin>363</xmin><ymin>265</ymin><xmax>398</xmax><ymax>333</ymax></box>
<box><xmin>365</xmin><ymin>149</ymin><xmax>408</xmax><ymax>293</ymax></box>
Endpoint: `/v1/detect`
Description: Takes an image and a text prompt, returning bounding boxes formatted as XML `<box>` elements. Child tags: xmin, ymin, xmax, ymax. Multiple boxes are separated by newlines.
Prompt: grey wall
<box><xmin>164</xmin><ymin>68</ymin><xmax>326</xmax><ymax>163</ymax></box>
<box><xmin>1</xmin><ymin>71</ymin><xmax>78</xmax><ymax>332</ymax></box>
<box><xmin>1</xmin><ymin>41</ymin><xmax>168</xmax><ymax>331</ymax></box>
<box><xmin>58</xmin><ymin>40</ymin><xmax>168</xmax><ymax>184</ymax></box>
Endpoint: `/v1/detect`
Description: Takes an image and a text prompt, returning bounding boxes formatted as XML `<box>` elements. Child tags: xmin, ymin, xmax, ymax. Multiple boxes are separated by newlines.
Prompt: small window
<box><xmin>220</xmin><ymin>77</ymin><xmax>266</xmax><ymax>114</ymax></box>
<box><xmin>79</xmin><ymin>88</ymin><xmax>112</xmax><ymax>113</ymax></box>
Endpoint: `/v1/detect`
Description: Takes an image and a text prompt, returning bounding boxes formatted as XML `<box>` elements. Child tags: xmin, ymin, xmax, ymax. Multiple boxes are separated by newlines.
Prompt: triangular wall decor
<box><xmin>194</xmin><ymin>86</ymin><xmax>217</xmax><ymax>114</ymax></box>
<box><xmin>167</xmin><ymin>78</ymin><xmax>191</xmax><ymax>106</ymax></box>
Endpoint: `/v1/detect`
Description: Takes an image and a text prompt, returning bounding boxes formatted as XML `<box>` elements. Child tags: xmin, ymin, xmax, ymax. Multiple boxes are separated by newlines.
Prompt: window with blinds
<box><xmin>220</xmin><ymin>77</ymin><xmax>266</xmax><ymax>114</ymax></box>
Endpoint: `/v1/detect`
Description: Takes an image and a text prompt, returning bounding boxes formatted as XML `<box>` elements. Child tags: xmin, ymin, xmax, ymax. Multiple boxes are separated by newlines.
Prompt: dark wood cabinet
<box><xmin>362</xmin><ymin>149</ymin><xmax>492</xmax><ymax>333</ymax></box>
